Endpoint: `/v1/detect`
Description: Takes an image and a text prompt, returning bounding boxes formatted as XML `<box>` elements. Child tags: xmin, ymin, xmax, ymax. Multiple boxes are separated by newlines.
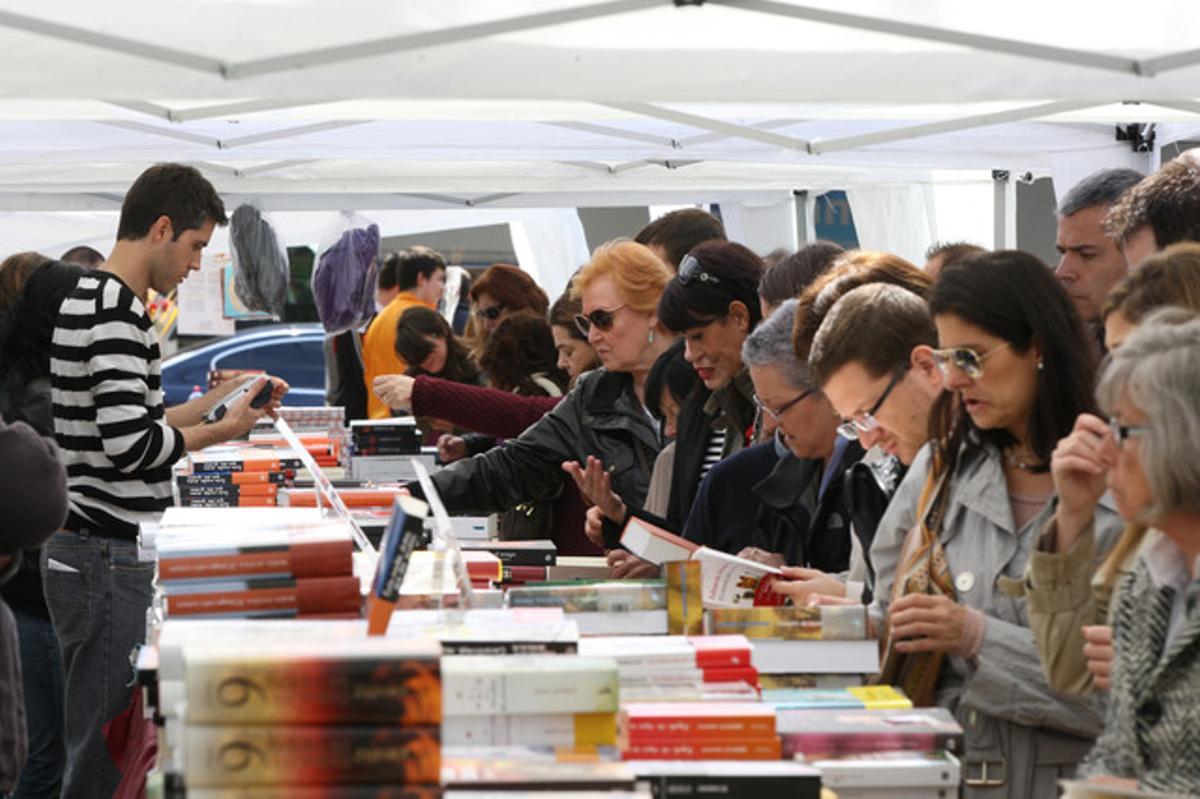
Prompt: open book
<box><xmin>620</xmin><ymin>516</ymin><xmax>787</xmax><ymax>608</ymax></box>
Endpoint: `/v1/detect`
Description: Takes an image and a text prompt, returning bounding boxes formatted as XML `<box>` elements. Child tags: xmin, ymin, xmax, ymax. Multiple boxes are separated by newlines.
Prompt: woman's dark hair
<box><xmin>644</xmin><ymin>339</ymin><xmax>700</xmax><ymax>421</ymax></box>
<box><xmin>0</xmin><ymin>251</ymin><xmax>52</xmax><ymax>316</ymax></box>
<box><xmin>480</xmin><ymin>313</ymin><xmax>569</xmax><ymax>396</ymax></box>
<box><xmin>657</xmin><ymin>240</ymin><xmax>765</xmax><ymax>333</ymax></box>
<box><xmin>469</xmin><ymin>264</ymin><xmax>549</xmax><ymax>315</ymax></box>
<box><xmin>928</xmin><ymin>251</ymin><xmax>1097</xmax><ymax>475</ymax></box>
<box><xmin>0</xmin><ymin>260</ymin><xmax>87</xmax><ymax>431</ymax></box>
<box><xmin>395</xmin><ymin>306</ymin><xmax>480</xmax><ymax>384</ymax></box>
<box><xmin>759</xmin><ymin>241</ymin><xmax>844</xmax><ymax>308</ymax></box>
<box><xmin>549</xmin><ymin>285</ymin><xmax>587</xmax><ymax>343</ymax></box>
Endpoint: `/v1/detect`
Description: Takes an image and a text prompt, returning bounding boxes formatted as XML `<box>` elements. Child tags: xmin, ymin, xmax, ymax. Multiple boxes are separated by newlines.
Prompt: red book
<box><xmin>163</xmin><ymin>575</ymin><xmax>361</xmax><ymax>618</ymax></box>
<box><xmin>283</xmin><ymin>488</ymin><xmax>405</xmax><ymax>509</ymax></box>
<box><xmin>701</xmin><ymin>665</ymin><xmax>760</xmax><ymax>687</ymax></box>
<box><xmin>689</xmin><ymin>635</ymin><xmax>754</xmax><ymax>668</ymax></box>
<box><xmin>621</xmin><ymin>738</ymin><xmax>782</xmax><ymax>760</ymax></box>
<box><xmin>620</xmin><ymin>703</ymin><xmax>775</xmax><ymax>742</ymax></box>
<box><xmin>158</xmin><ymin>538</ymin><xmax>353</xmax><ymax>583</ymax></box>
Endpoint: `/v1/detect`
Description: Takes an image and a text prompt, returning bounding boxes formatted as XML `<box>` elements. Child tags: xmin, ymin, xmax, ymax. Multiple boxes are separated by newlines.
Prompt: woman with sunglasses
<box><xmin>410</xmin><ymin>240</ymin><xmax>674</xmax><ymax>542</ymax></box>
<box><xmin>467</xmin><ymin>263</ymin><xmax>549</xmax><ymax>348</ymax></box>
<box><xmin>866</xmin><ymin>251</ymin><xmax>1111</xmax><ymax>798</ymax></box>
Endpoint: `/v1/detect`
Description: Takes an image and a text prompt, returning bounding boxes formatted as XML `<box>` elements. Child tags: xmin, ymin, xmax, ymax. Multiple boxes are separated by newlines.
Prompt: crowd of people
<box><xmin>1</xmin><ymin>154</ymin><xmax>1199</xmax><ymax>797</ymax></box>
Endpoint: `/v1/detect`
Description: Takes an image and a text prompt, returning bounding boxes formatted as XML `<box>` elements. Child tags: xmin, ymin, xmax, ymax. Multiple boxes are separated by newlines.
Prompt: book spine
<box><xmin>438</xmin><ymin>640</ymin><xmax>577</xmax><ymax>656</ymax></box>
<box><xmin>622</xmin><ymin>738</ymin><xmax>782</xmax><ymax>760</ymax></box>
<box><xmin>181</xmin><ymin>496</ymin><xmax>278</xmax><ymax>508</ymax></box>
<box><xmin>442</xmin><ymin>712</ymin><xmax>615</xmax><ymax>747</ymax></box>
<box><xmin>465</xmin><ymin>549</ymin><xmax>556</xmax><ymax>567</ymax></box>
<box><xmin>178</xmin><ymin>471</ymin><xmax>288</xmax><ymax>486</ymax></box>
<box><xmin>187</xmin><ymin>787</ymin><xmax>442</xmax><ymax>799</ymax></box>
<box><xmin>778</xmin><ymin>732</ymin><xmax>959</xmax><ymax>758</ymax></box>
<box><xmin>192</xmin><ymin>458</ymin><xmax>303</xmax><ymax>474</ymax></box>
<box><xmin>701</xmin><ymin>666</ymin><xmax>760</xmax><ymax>686</ymax></box>
<box><xmin>185</xmin><ymin>658</ymin><xmax>441</xmax><ymax>725</ymax></box>
<box><xmin>644</xmin><ymin>776</ymin><xmax>820</xmax><ymax>799</ymax></box>
<box><xmin>178</xmin><ymin>485</ymin><xmax>279</xmax><ymax>499</ymax></box>
<box><xmin>621</xmin><ymin>716</ymin><xmax>775</xmax><ymax>741</ymax></box>
<box><xmin>163</xmin><ymin>576</ymin><xmax>361</xmax><ymax>618</ymax></box>
<box><xmin>666</xmin><ymin>560</ymin><xmax>703</xmax><ymax>636</ymax></box>
<box><xmin>352</xmin><ymin>445</ymin><xmax>423</xmax><ymax>456</ymax></box>
<box><xmin>183</xmin><ymin>725</ymin><xmax>440</xmax><ymax>787</ymax></box>
<box><xmin>158</xmin><ymin>541</ymin><xmax>353</xmax><ymax>582</ymax></box>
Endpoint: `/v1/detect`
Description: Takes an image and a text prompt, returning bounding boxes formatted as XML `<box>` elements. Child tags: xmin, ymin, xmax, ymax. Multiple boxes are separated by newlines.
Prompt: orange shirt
<box><xmin>361</xmin><ymin>291</ymin><xmax>435</xmax><ymax>419</ymax></box>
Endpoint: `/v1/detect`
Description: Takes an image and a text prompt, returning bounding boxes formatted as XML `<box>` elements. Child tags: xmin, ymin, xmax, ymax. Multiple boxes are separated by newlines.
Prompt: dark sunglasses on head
<box><xmin>678</xmin><ymin>254</ymin><xmax>721</xmax><ymax>287</ymax></box>
<box><xmin>475</xmin><ymin>304</ymin><xmax>505</xmax><ymax>321</ymax></box>
<box><xmin>574</xmin><ymin>304</ymin><xmax>628</xmax><ymax>336</ymax></box>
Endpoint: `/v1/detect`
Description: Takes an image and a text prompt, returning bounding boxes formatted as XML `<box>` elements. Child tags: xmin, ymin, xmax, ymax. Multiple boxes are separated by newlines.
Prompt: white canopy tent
<box><xmin>2</xmin><ymin>0</ymin><xmax>1199</xmax><ymax>278</ymax></box>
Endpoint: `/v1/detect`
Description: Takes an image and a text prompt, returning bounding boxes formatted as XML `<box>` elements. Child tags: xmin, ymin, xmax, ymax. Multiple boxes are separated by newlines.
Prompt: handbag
<box><xmin>876</xmin><ymin>468</ymin><xmax>956</xmax><ymax>707</ymax></box>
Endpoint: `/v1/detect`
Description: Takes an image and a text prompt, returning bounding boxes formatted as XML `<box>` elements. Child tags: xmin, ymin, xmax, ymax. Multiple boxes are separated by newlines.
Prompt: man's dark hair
<box><xmin>394</xmin><ymin>246</ymin><xmax>446</xmax><ymax>292</ymax></box>
<box><xmin>634</xmin><ymin>208</ymin><xmax>726</xmax><ymax>269</ymax></box>
<box><xmin>116</xmin><ymin>163</ymin><xmax>227</xmax><ymax>241</ymax></box>
<box><xmin>1105</xmin><ymin>159</ymin><xmax>1200</xmax><ymax>247</ymax></box>
<box><xmin>59</xmin><ymin>245</ymin><xmax>105</xmax><ymax>269</ymax></box>
<box><xmin>929</xmin><ymin>251</ymin><xmax>1097</xmax><ymax>475</ymax></box>
<box><xmin>657</xmin><ymin>240</ymin><xmax>765</xmax><ymax>333</ymax></box>
<box><xmin>759</xmin><ymin>241</ymin><xmax>844</xmax><ymax>308</ymax></box>
<box><xmin>1058</xmin><ymin>168</ymin><xmax>1144</xmax><ymax>218</ymax></box>
<box><xmin>809</xmin><ymin>283</ymin><xmax>937</xmax><ymax>388</ymax></box>
<box><xmin>378</xmin><ymin>251</ymin><xmax>401</xmax><ymax>291</ymax></box>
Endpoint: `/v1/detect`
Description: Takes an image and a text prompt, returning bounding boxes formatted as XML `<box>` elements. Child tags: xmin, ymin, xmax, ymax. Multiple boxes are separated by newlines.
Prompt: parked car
<box><xmin>162</xmin><ymin>324</ymin><xmax>327</xmax><ymax>407</ymax></box>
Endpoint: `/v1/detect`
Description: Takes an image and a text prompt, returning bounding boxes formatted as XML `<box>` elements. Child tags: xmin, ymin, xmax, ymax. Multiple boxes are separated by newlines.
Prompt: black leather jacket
<box><xmin>428</xmin><ymin>369</ymin><xmax>662</xmax><ymax>516</ymax></box>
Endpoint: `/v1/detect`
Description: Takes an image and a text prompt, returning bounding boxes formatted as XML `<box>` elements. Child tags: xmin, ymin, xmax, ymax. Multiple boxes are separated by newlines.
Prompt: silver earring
<box><xmin>1037</xmin><ymin>360</ymin><xmax>1044</xmax><ymax>371</ymax></box>
<box><xmin>648</xmin><ymin>329</ymin><xmax>655</xmax><ymax>344</ymax></box>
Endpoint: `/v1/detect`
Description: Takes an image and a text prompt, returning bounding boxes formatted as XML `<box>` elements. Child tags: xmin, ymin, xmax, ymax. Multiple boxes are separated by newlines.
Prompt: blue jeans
<box><xmin>41</xmin><ymin>532</ymin><xmax>153</xmax><ymax>799</ymax></box>
<box><xmin>10</xmin><ymin>609</ymin><xmax>65</xmax><ymax>799</ymax></box>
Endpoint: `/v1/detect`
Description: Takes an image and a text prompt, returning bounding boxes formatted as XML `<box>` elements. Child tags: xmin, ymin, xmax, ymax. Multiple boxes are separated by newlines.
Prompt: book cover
<box><xmin>443</xmin><ymin>712</ymin><xmax>616</xmax><ymax>747</ymax></box>
<box><xmin>707</xmin><ymin>605</ymin><xmax>868</xmax><ymax>640</ymax></box>
<box><xmin>666</xmin><ymin>561</ymin><xmax>703</xmax><ymax>636</ymax></box>
<box><xmin>621</xmin><ymin>738</ymin><xmax>782</xmax><ymax>761</ymax></box>
<box><xmin>367</xmin><ymin>496</ymin><xmax>430</xmax><ymax>635</ymax></box>
<box><xmin>183</xmin><ymin>638</ymin><xmax>442</xmax><ymax>724</ymax></box>
<box><xmin>162</xmin><ymin>575</ymin><xmax>361</xmax><ymax>618</ymax></box>
<box><xmin>619</xmin><ymin>702</ymin><xmax>775</xmax><ymax>741</ymax></box>
<box><xmin>183</xmin><ymin>724</ymin><xmax>439</xmax><ymax>787</ymax></box>
<box><xmin>462</xmin><ymin>540</ymin><xmax>558</xmax><ymax>567</ymax></box>
<box><xmin>777</xmin><ymin>708</ymin><xmax>962</xmax><ymax>758</ymax></box>
<box><xmin>442</xmin><ymin>656</ymin><xmax>619</xmax><ymax>716</ymax></box>
<box><xmin>690</xmin><ymin>547</ymin><xmax>788</xmax><ymax>608</ymax></box>
<box><xmin>620</xmin><ymin>516</ymin><xmax>698</xmax><ymax>565</ymax></box>
<box><xmin>506</xmin><ymin>581</ymin><xmax>668</xmax><ymax>613</ymax></box>
<box><xmin>158</xmin><ymin>538</ymin><xmax>353</xmax><ymax>583</ymax></box>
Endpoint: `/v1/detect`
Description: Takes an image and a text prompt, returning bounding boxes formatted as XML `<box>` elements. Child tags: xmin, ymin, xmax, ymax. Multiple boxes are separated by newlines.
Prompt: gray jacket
<box><xmin>1080</xmin><ymin>550</ymin><xmax>1200</xmax><ymax>794</ymax></box>
<box><xmin>869</xmin><ymin>442</ymin><xmax>1107</xmax><ymax>799</ymax></box>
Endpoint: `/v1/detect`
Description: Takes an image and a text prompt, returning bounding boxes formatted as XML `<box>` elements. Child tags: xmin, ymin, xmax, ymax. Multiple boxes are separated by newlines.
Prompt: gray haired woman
<box><xmin>1038</xmin><ymin>309</ymin><xmax>1200</xmax><ymax>793</ymax></box>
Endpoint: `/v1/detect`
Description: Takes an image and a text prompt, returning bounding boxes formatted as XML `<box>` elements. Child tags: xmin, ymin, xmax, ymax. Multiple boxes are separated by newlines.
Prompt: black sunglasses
<box><xmin>475</xmin><ymin>304</ymin><xmax>505</xmax><ymax>321</ymax></box>
<box><xmin>678</xmin><ymin>254</ymin><xmax>720</xmax><ymax>287</ymax></box>
<box><xmin>574</xmin><ymin>304</ymin><xmax>628</xmax><ymax>336</ymax></box>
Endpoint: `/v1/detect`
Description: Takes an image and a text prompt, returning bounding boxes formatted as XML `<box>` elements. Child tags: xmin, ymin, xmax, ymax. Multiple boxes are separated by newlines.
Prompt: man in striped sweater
<box><xmin>43</xmin><ymin>164</ymin><xmax>285</xmax><ymax>798</ymax></box>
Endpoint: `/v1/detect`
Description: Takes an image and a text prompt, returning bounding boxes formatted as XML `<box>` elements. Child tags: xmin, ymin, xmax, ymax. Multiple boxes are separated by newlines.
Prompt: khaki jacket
<box><xmin>869</xmin><ymin>442</ymin><xmax>1106</xmax><ymax>799</ymax></box>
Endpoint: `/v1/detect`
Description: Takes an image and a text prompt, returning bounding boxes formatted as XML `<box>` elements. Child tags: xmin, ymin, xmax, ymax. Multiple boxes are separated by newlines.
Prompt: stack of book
<box><xmin>506</xmin><ymin>580</ymin><xmax>669</xmax><ymax>636</ymax></box>
<box><xmin>707</xmin><ymin>605</ymin><xmax>880</xmax><ymax>690</ymax></box>
<box><xmin>398</xmin><ymin>549</ymin><xmax>505</xmax><ymax>606</ymax></box>
<box><xmin>441</xmin><ymin>654</ymin><xmax>620</xmax><ymax>748</ymax></box>
<box><xmin>462</xmin><ymin>539</ymin><xmax>557</xmax><ymax>586</ymax></box>
<box><xmin>348</xmin><ymin>418</ymin><xmax>438</xmax><ymax>481</ymax></box>
<box><xmin>178</xmin><ymin>444</ymin><xmax>309</xmax><ymax>507</ymax></box>
<box><xmin>168</xmin><ymin>638</ymin><xmax>443</xmax><ymax>793</ymax></box>
<box><xmin>151</xmin><ymin>517</ymin><xmax>363</xmax><ymax>620</ymax></box>
<box><xmin>578</xmin><ymin>635</ymin><xmax>759</xmax><ymax>701</ymax></box>
<box><xmin>618</xmin><ymin>702</ymin><xmax>782</xmax><ymax>760</ymax></box>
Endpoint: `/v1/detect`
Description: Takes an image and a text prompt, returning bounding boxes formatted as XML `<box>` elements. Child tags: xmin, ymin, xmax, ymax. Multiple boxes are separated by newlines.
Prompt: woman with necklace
<box><xmin>867</xmin><ymin>251</ymin><xmax>1119</xmax><ymax>798</ymax></box>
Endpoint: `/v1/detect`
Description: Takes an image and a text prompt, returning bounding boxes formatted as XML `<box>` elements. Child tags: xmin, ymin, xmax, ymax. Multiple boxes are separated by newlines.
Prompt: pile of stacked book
<box><xmin>148</xmin><ymin>511</ymin><xmax>363</xmax><ymax>620</ymax></box>
<box><xmin>348</xmin><ymin>417</ymin><xmax>439</xmax><ymax>481</ymax></box>
<box><xmin>578</xmin><ymin>635</ymin><xmax>759</xmax><ymax>702</ymax></box>
<box><xmin>177</xmin><ymin>440</ymin><xmax>341</xmax><ymax>508</ymax></box>
<box><xmin>507</xmin><ymin>580</ymin><xmax>670</xmax><ymax>635</ymax></box>
<box><xmin>460</xmin><ymin>540</ymin><xmax>613</xmax><ymax>586</ymax></box>
<box><xmin>708</xmin><ymin>605</ymin><xmax>880</xmax><ymax>691</ymax></box>
<box><xmin>618</xmin><ymin>702</ymin><xmax>782</xmax><ymax>761</ymax></box>
<box><xmin>163</xmin><ymin>636</ymin><xmax>443</xmax><ymax>795</ymax></box>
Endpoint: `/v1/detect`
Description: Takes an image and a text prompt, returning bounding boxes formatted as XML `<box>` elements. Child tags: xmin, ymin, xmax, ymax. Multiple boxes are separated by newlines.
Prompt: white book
<box><xmin>690</xmin><ymin>546</ymin><xmax>785</xmax><ymax>609</ymax></box>
<box><xmin>751</xmin><ymin>638</ymin><xmax>880</xmax><ymax>674</ymax></box>
<box><xmin>442</xmin><ymin>712</ymin><xmax>611</xmax><ymax>747</ymax></box>
<box><xmin>578</xmin><ymin>636</ymin><xmax>696</xmax><ymax>668</ymax></box>
<box><xmin>619</xmin><ymin>516</ymin><xmax>697</xmax><ymax>565</ymax></box>
<box><xmin>159</xmin><ymin>507</ymin><xmax>322</xmax><ymax>529</ymax></box>
<box><xmin>813</xmin><ymin>751</ymin><xmax>960</xmax><ymax>788</ymax></box>
<box><xmin>442</xmin><ymin>655</ymin><xmax>619</xmax><ymax>716</ymax></box>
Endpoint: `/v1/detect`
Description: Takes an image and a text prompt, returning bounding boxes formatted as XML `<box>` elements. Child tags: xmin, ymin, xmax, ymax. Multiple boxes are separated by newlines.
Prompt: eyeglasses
<box><xmin>678</xmin><ymin>254</ymin><xmax>721</xmax><ymax>287</ymax></box>
<box><xmin>754</xmin><ymin>388</ymin><xmax>814</xmax><ymax>424</ymax></box>
<box><xmin>929</xmin><ymin>341</ymin><xmax>1010</xmax><ymax>380</ymax></box>
<box><xmin>574</xmin><ymin>304</ymin><xmax>628</xmax><ymax>336</ymax></box>
<box><xmin>1109</xmin><ymin>419</ymin><xmax>1149</xmax><ymax>446</ymax></box>
<box><xmin>475</xmin><ymin>304</ymin><xmax>505</xmax><ymax>321</ymax></box>
<box><xmin>837</xmin><ymin>363</ymin><xmax>910</xmax><ymax>441</ymax></box>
